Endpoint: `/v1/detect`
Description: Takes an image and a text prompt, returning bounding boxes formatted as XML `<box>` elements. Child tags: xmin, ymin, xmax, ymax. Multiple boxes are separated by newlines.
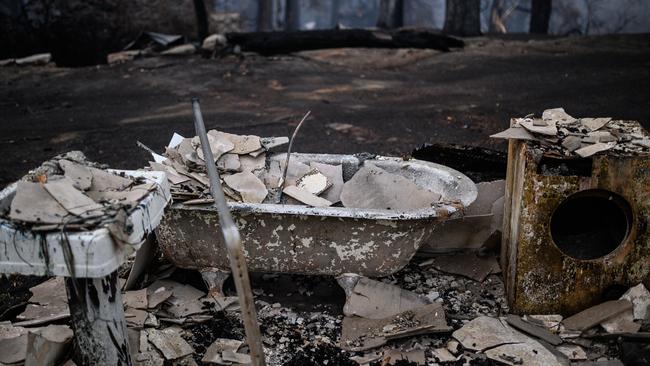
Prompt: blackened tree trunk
<box><xmin>443</xmin><ymin>0</ymin><xmax>481</xmax><ymax>37</ymax></box>
<box><xmin>257</xmin><ymin>0</ymin><xmax>273</xmax><ymax>31</ymax></box>
<box><xmin>285</xmin><ymin>0</ymin><xmax>300</xmax><ymax>31</ymax></box>
<box><xmin>192</xmin><ymin>0</ymin><xmax>208</xmax><ymax>41</ymax></box>
<box><xmin>530</xmin><ymin>0</ymin><xmax>552</xmax><ymax>34</ymax></box>
<box><xmin>377</xmin><ymin>0</ymin><xmax>404</xmax><ymax>29</ymax></box>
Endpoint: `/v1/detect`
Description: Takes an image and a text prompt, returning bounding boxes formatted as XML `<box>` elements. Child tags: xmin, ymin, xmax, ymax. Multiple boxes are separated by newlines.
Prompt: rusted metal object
<box><xmin>156</xmin><ymin>153</ymin><xmax>477</xmax><ymax>277</ymax></box>
<box><xmin>192</xmin><ymin>99</ymin><xmax>265</xmax><ymax>366</ymax></box>
<box><xmin>502</xmin><ymin>129</ymin><xmax>650</xmax><ymax>316</ymax></box>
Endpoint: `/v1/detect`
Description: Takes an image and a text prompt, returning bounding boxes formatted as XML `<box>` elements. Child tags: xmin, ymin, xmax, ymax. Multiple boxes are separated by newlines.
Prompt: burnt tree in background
<box><xmin>192</xmin><ymin>0</ymin><xmax>208</xmax><ymax>41</ymax></box>
<box><xmin>377</xmin><ymin>0</ymin><xmax>404</xmax><ymax>29</ymax></box>
<box><xmin>257</xmin><ymin>0</ymin><xmax>273</xmax><ymax>31</ymax></box>
<box><xmin>285</xmin><ymin>0</ymin><xmax>300</xmax><ymax>31</ymax></box>
<box><xmin>443</xmin><ymin>0</ymin><xmax>481</xmax><ymax>36</ymax></box>
<box><xmin>530</xmin><ymin>0</ymin><xmax>552</xmax><ymax>34</ymax></box>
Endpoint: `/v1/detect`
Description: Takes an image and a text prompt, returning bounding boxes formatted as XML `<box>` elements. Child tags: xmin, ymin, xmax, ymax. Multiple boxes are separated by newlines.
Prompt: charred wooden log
<box><xmin>225</xmin><ymin>28</ymin><xmax>464</xmax><ymax>55</ymax></box>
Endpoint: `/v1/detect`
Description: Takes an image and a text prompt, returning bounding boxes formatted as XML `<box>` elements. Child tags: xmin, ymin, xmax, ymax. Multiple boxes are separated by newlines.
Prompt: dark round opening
<box><xmin>550</xmin><ymin>189</ymin><xmax>632</xmax><ymax>260</ymax></box>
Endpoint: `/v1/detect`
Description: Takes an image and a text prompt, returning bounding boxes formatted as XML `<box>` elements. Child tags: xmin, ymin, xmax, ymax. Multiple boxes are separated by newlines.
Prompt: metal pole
<box><xmin>191</xmin><ymin>98</ymin><xmax>266</xmax><ymax>366</ymax></box>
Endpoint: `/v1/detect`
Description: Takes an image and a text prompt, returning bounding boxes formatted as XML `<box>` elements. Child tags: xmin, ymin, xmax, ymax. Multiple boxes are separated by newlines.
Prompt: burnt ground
<box><xmin>1</xmin><ymin>34</ymin><xmax>650</xmax><ymax>189</ymax></box>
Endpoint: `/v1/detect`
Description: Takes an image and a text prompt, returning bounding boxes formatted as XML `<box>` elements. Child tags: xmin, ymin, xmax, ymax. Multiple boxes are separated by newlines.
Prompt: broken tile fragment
<box><xmin>543</xmin><ymin>108</ymin><xmax>577</xmax><ymax>125</ymax></box>
<box><xmin>296</xmin><ymin>169</ymin><xmax>331</xmax><ymax>195</ymax></box>
<box><xmin>260</xmin><ymin>136</ymin><xmax>289</xmax><ymax>150</ymax></box>
<box><xmin>0</xmin><ymin>323</ymin><xmax>28</xmax><ymax>365</ymax></box>
<box><xmin>282</xmin><ymin>185</ymin><xmax>332</xmax><ymax>207</ymax></box>
<box><xmin>453</xmin><ymin>316</ymin><xmax>526</xmax><ymax>351</ymax></box>
<box><xmin>425</xmin><ymin>253</ymin><xmax>500</xmax><ymax>282</ymax></box>
<box><xmin>383</xmin><ymin>349</ymin><xmax>425</xmax><ymax>365</ymax></box>
<box><xmin>485</xmin><ymin>341</ymin><xmax>564</xmax><ymax>366</ymax></box>
<box><xmin>216</xmin><ymin>153</ymin><xmax>241</xmax><ymax>172</ymax></box>
<box><xmin>506</xmin><ymin>314</ymin><xmax>562</xmax><ymax>345</ymax></box>
<box><xmin>87</xmin><ymin>167</ymin><xmax>133</xmax><ymax>193</ymax></box>
<box><xmin>490</xmin><ymin>126</ymin><xmax>537</xmax><ymax>141</ymax></box>
<box><xmin>149</xmin><ymin>280</ymin><xmax>205</xmax><ymax>305</ymax></box>
<box><xmin>9</xmin><ymin>181</ymin><xmax>69</xmax><ymax>224</ymax></box>
<box><xmin>214</xmin><ymin>131</ymin><xmax>262</xmax><ymax>155</ymax></box>
<box><xmin>561</xmin><ymin>136</ymin><xmax>583</xmax><ymax>152</ymax></box>
<box><xmin>123</xmin><ymin>289</ymin><xmax>148</xmax><ymax>310</ymax></box>
<box><xmin>519</xmin><ymin>118</ymin><xmax>558</xmax><ymax>136</ymax></box>
<box><xmin>600</xmin><ymin>308</ymin><xmax>641</xmax><ymax>333</ymax></box>
<box><xmin>526</xmin><ymin>314</ymin><xmax>563</xmax><ymax>330</ymax></box>
<box><xmin>149</xmin><ymin>162</ymin><xmax>189</xmax><ymax>185</ymax></box>
<box><xmin>25</xmin><ymin>324</ymin><xmax>73</xmax><ymax>366</ymax></box>
<box><xmin>341</xmin><ymin>277</ymin><xmax>429</xmax><ymax>319</ymax></box>
<box><xmin>146</xmin><ymin>328</ymin><xmax>194</xmax><ymax>360</ymax></box>
<box><xmin>309</xmin><ymin>162</ymin><xmax>344</xmax><ymax>203</ymax></box>
<box><xmin>432</xmin><ymin>348</ymin><xmax>458</xmax><ymax>362</ymax></box>
<box><xmin>581</xmin><ymin>117</ymin><xmax>612</xmax><ymax>131</ymax></box>
<box><xmin>221</xmin><ymin>350</ymin><xmax>252</xmax><ymax>364</ymax></box>
<box><xmin>575</xmin><ymin>141</ymin><xmax>616</xmax><ymax>157</ymax></box>
<box><xmin>239</xmin><ymin>154</ymin><xmax>265</xmax><ymax>173</ymax></box>
<box><xmin>16</xmin><ymin>278</ymin><xmax>70</xmax><ymax>326</ymax></box>
<box><xmin>59</xmin><ymin>159</ymin><xmax>93</xmax><ymax>190</ymax></box>
<box><xmin>202</xmin><ymin>338</ymin><xmax>243</xmax><ymax>364</ymax></box>
<box><xmin>620</xmin><ymin>283</ymin><xmax>650</xmax><ymax>320</ymax></box>
<box><xmin>341</xmin><ymin>303</ymin><xmax>450</xmax><ymax>351</ymax></box>
<box><xmin>43</xmin><ymin>178</ymin><xmax>103</xmax><ymax>217</ymax></box>
<box><xmin>125</xmin><ymin>308</ymin><xmax>149</xmax><ymax>329</ymax></box>
<box><xmin>340</xmin><ymin>165</ymin><xmax>441</xmax><ymax>210</ymax></box>
<box><xmin>223</xmin><ymin>171</ymin><xmax>268</xmax><ymax>203</ymax></box>
<box><xmin>556</xmin><ymin>344</ymin><xmax>587</xmax><ymax>360</ymax></box>
<box><xmin>563</xmin><ymin>300</ymin><xmax>633</xmax><ymax>331</ymax></box>
<box><xmin>148</xmin><ymin>287</ymin><xmax>173</xmax><ymax>309</ymax></box>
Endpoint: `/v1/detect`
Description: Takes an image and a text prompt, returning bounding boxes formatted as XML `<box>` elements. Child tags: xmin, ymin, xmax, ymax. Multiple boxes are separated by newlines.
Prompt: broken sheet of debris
<box><xmin>491</xmin><ymin>108</ymin><xmax>650</xmax><ymax>158</ymax></box>
<box><xmin>3</xmin><ymin>257</ymin><xmax>641</xmax><ymax>365</ymax></box>
<box><xmin>148</xmin><ymin>131</ymin><xmax>443</xmax><ymax>210</ymax></box>
<box><xmin>1</xmin><ymin>151</ymin><xmax>155</xmax><ymax>233</ymax></box>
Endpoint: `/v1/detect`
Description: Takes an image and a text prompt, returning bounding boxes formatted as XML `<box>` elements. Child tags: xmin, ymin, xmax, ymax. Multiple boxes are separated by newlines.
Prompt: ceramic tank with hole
<box><xmin>155</xmin><ymin>153</ymin><xmax>477</xmax><ymax>277</ymax></box>
<box><xmin>502</xmin><ymin>138</ymin><xmax>650</xmax><ymax>316</ymax></box>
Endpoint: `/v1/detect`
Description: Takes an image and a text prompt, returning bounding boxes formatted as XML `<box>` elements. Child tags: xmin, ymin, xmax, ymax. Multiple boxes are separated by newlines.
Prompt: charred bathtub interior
<box><xmin>550</xmin><ymin>189</ymin><xmax>632</xmax><ymax>260</ymax></box>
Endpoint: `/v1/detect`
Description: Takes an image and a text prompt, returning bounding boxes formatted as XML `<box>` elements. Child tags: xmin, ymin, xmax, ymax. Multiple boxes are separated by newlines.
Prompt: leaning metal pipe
<box><xmin>191</xmin><ymin>98</ymin><xmax>266</xmax><ymax>366</ymax></box>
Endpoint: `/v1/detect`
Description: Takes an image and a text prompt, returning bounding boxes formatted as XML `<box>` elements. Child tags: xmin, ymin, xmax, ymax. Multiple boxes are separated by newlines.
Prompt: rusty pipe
<box><xmin>191</xmin><ymin>98</ymin><xmax>266</xmax><ymax>366</ymax></box>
